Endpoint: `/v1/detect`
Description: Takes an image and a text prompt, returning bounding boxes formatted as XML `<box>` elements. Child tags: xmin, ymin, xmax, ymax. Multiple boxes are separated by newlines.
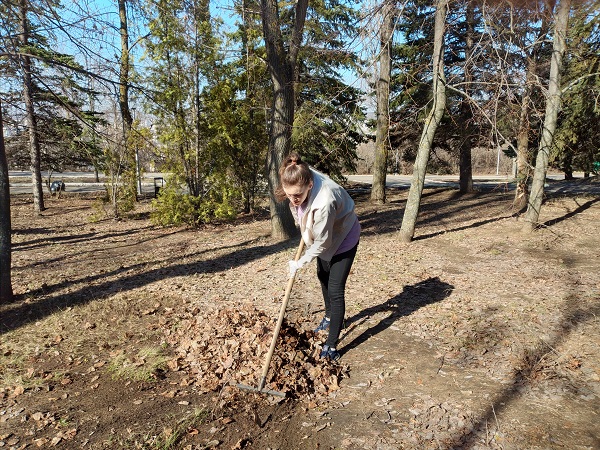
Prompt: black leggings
<box><xmin>316</xmin><ymin>243</ymin><xmax>358</xmax><ymax>347</ymax></box>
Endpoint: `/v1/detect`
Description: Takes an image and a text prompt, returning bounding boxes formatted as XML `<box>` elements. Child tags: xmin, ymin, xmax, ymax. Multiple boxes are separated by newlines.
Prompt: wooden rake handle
<box><xmin>257</xmin><ymin>237</ymin><xmax>305</xmax><ymax>391</ymax></box>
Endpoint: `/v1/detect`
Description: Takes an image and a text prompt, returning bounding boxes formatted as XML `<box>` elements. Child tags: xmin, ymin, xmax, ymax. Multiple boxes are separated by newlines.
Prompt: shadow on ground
<box><xmin>339</xmin><ymin>277</ymin><xmax>454</xmax><ymax>355</ymax></box>
<box><xmin>454</xmin><ymin>289</ymin><xmax>600</xmax><ymax>449</ymax></box>
<box><xmin>1</xmin><ymin>234</ymin><xmax>297</xmax><ymax>334</ymax></box>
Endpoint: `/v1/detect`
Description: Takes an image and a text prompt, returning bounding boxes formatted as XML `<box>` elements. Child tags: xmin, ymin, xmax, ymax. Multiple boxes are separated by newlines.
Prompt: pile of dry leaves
<box><xmin>163</xmin><ymin>305</ymin><xmax>348</xmax><ymax>402</ymax></box>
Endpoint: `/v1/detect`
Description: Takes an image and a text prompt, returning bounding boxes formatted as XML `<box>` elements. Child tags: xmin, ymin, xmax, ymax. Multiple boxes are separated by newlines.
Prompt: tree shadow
<box><xmin>11</xmin><ymin>227</ymin><xmax>54</xmax><ymax>236</ymax></box>
<box><xmin>1</xmin><ymin>235</ymin><xmax>295</xmax><ymax>334</ymax></box>
<box><xmin>542</xmin><ymin>197</ymin><xmax>599</xmax><ymax>228</ymax></box>
<box><xmin>36</xmin><ymin>205</ymin><xmax>92</xmax><ymax>217</ymax></box>
<box><xmin>359</xmin><ymin>190</ymin><xmax>513</xmax><ymax>239</ymax></box>
<box><xmin>413</xmin><ymin>215</ymin><xmax>515</xmax><ymax>241</ymax></box>
<box><xmin>339</xmin><ymin>277</ymin><xmax>454</xmax><ymax>355</ymax></box>
<box><xmin>451</xmin><ymin>294</ymin><xmax>600</xmax><ymax>449</ymax></box>
<box><xmin>12</xmin><ymin>228</ymin><xmax>182</xmax><ymax>269</ymax></box>
<box><xmin>12</xmin><ymin>232</ymin><xmax>98</xmax><ymax>250</ymax></box>
<box><xmin>12</xmin><ymin>226</ymin><xmax>157</xmax><ymax>252</ymax></box>
<box><xmin>415</xmin><ymin>191</ymin><xmax>512</xmax><ymax>228</ymax></box>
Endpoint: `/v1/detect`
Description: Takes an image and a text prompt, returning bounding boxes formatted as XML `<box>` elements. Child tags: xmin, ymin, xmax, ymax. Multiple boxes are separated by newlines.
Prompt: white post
<box><xmin>135</xmin><ymin>147</ymin><xmax>142</xmax><ymax>196</ymax></box>
<box><xmin>496</xmin><ymin>146</ymin><xmax>501</xmax><ymax>176</ymax></box>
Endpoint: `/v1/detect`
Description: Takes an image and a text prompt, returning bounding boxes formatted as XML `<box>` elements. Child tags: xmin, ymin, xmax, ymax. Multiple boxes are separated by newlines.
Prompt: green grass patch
<box><xmin>154</xmin><ymin>408</ymin><xmax>210</xmax><ymax>450</ymax></box>
<box><xmin>107</xmin><ymin>346</ymin><xmax>169</xmax><ymax>382</ymax></box>
<box><xmin>104</xmin><ymin>408</ymin><xmax>209</xmax><ymax>450</ymax></box>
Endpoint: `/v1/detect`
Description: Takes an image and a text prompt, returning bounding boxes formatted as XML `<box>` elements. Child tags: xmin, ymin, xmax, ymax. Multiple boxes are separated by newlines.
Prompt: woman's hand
<box><xmin>288</xmin><ymin>260</ymin><xmax>304</xmax><ymax>278</ymax></box>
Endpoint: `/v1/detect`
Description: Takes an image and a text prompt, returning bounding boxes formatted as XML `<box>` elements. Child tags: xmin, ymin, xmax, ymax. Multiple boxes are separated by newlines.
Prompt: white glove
<box><xmin>288</xmin><ymin>260</ymin><xmax>304</xmax><ymax>278</ymax></box>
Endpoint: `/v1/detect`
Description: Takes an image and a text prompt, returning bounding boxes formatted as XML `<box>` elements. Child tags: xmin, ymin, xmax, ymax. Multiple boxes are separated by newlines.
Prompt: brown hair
<box><xmin>274</xmin><ymin>152</ymin><xmax>313</xmax><ymax>202</ymax></box>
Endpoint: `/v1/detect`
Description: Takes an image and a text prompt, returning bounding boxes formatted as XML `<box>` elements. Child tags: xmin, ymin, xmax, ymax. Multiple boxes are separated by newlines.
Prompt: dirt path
<box><xmin>1</xmin><ymin>186</ymin><xmax>599</xmax><ymax>449</ymax></box>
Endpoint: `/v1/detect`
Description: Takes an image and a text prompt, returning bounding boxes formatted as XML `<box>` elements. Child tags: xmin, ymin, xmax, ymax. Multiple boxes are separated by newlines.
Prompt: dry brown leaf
<box><xmin>11</xmin><ymin>386</ymin><xmax>25</xmax><ymax>397</ymax></box>
<box><xmin>167</xmin><ymin>358</ymin><xmax>180</xmax><ymax>371</ymax></box>
<box><xmin>34</xmin><ymin>438</ymin><xmax>49</xmax><ymax>447</ymax></box>
<box><xmin>63</xmin><ymin>429</ymin><xmax>77</xmax><ymax>440</ymax></box>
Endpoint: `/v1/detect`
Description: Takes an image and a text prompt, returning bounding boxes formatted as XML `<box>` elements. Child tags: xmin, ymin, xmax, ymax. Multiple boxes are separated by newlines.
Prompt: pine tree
<box><xmin>0</xmin><ymin>99</ymin><xmax>13</xmax><ymax>303</ymax></box>
<box><xmin>1</xmin><ymin>0</ymin><xmax>104</xmax><ymax>196</ymax></box>
<box><xmin>553</xmin><ymin>4</ymin><xmax>600</xmax><ymax>177</ymax></box>
<box><xmin>293</xmin><ymin>0</ymin><xmax>365</xmax><ymax>179</ymax></box>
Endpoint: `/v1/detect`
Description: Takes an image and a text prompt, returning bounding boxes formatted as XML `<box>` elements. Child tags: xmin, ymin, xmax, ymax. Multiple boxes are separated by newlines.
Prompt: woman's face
<box><xmin>283</xmin><ymin>182</ymin><xmax>313</xmax><ymax>207</ymax></box>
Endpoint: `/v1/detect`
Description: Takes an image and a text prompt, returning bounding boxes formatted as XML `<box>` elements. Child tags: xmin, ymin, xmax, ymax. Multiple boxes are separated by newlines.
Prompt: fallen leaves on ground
<box><xmin>163</xmin><ymin>305</ymin><xmax>348</xmax><ymax>401</ymax></box>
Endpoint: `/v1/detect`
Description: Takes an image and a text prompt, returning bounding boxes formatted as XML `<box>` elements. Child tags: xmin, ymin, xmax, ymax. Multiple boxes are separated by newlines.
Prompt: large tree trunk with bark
<box><xmin>458</xmin><ymin>1</ymin><xmax>474</xmax><ymax>194</ymax></box>
<box><xmin>514</xmin><ymin>75</ymin><xmax>534</xmax><ymax>210</ymax></box>
<box><xmin>371</xmin><ymin>1</ymin><xmax>395</xmax><ymax>204</ymax></box>
<box><xmin>524</xmin><ymin>0</ymin><xmax>571</xmax><ymax>231</ymax></box>
<box><xmin>118</xmin><ymin>0</ymin><xmax>136</xmax><ymax>211</ymax></box>
<box><xmin>0</xmin><ymin>99</ymin><xmax>13</xmax><ymax>303</ymax></box>
<box><xmin>119</xmin><ymin>0</ymin><xmax>132</xmax><ymax>131</ymax></box>
<box><xmin>399</xmin><ymin>0</ymin><xmax>448</xmax><ymax>242</ymax></box>
<box><xmin>514</xmin><ymin>11</ymin><xmax>550</xmax><ymax>211</ymax></box>
<box><xmin>265</xmin><ymin>80</ymin><xmax>297</xmax><ymax>239</ymax></box>
<box><xmin>20</xmin><ymin>0</ymin><xmax>44</xmax><ymax>214</ymax></box>
<box><xmin>260</xmin><ymin>0</ymin><xmax>308</xmax><ymax>239</ymax></box>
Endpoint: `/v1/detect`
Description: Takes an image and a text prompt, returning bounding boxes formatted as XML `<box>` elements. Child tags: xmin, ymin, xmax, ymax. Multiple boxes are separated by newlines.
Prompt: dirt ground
<box><xmin>1</xmin><ymin>179</ymin><xmax>599</xmax><ymax>450</ymax></box>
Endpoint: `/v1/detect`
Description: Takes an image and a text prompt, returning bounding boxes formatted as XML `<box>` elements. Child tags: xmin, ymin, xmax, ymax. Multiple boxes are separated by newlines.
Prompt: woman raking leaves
<box><xmin>276</xmin><ymin>153</ymin><xmax>361</xmax><ymax>361</ymax></box>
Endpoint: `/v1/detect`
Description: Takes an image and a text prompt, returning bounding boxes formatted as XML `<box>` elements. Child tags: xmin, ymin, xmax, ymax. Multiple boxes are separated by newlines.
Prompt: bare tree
<box><xmin>514</xmin><ymin>7</ymin><xmax>551</xmax><ymax>211</ymax></box>
<box><xmin>118</xmin><ymin>0</ymin><xmax>133</xmax><ymax>141</ymax></box>
<box><xmin>399</xmin><ymin>0</ymin><xmax>448</xmax><ymax>243</ymax></box>
<box><xmin>117</xmin><ymin>0</ymin><xmax>136</xmax><ymax>211</ymax></box>
<box><xmin>524</xmin><ymin>0</ymin><xmax>572</xmax><ymax>231</ymax></box>
<box><xmin>371</xmin><ymin>1</ymin><xmax>395</xmax><ymax>204</ymax></box>
<box><xmin>458</xmin><ymin>0</ymin><xmax>474</xmax><ymax>194</ymax></box>
<box><xmin>260</xmin><ymin>0</ymin><xmax>309</xmax><ymax>239</ymax></box>
<box><xmin>20</xmin><ymin>0</ymin><xmax>45</xmax><ymax>214</ymax></box>
<box><xmin>0</xmin><ymin>99</ymin><xmax>13</xmax><ymax>303</ymax></box>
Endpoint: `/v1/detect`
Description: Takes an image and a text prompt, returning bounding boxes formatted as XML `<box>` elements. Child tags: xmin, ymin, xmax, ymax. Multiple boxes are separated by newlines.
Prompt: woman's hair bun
<box><xmin>287</xmin><ymin>153</ymin><xmax>301</xmax><ymax>165</ymax></box>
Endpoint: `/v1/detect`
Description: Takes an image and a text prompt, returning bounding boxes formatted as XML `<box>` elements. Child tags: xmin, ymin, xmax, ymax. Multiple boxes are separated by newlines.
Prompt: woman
<box><xmin>276</xmin><ymin>153</ymin><xmax>360</xmax><ymax>361</ymax></box>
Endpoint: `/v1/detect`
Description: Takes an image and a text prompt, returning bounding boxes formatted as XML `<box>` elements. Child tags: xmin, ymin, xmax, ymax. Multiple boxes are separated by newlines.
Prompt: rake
<box><xmin>237</xmin><ymin>238</ymin><xmax>305</xmax><ymax>397</ymax></box>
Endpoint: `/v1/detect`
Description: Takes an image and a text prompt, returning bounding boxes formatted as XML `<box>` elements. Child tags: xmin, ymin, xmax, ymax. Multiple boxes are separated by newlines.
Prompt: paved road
<box><xmin>347</xmin><ymin>174</ymin><xmax>510</xmax><ymax>189</ymax></box>
<box><xmin>9</xmin><ymin>181</ymin><xmax>160</xmax><ymax>196</ymax></box>
<box><xmin>9</xmin><ymin>172</ymin><xmax>599</xmax><ymax>195</ymax></box>
<box><xmin>8</xmin><ymin>172</ymin><xmax>164</xmax><ymax>196</ymax></box>
<box><xmin>346</xmin><ymin>174</ymin><xmax>600</xmax><ymax>195</ymax></box>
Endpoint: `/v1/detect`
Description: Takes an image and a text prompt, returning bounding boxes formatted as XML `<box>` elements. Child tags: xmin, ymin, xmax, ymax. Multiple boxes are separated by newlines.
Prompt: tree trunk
<box><xmin>514</xmin><ymin>11</ymin><xmax>550</xmax><ymax>211</ymax></box>
<box><xmin>523</xmin><ymin>0</ymin><xmax>571</xmax><ymax>231</ymax></box>
<box><xmin>458</xmin><ymin>1</ymin><xmax>474</xmax><ymax>194</ymax></box>
<box><xmin>514</xmin><ymin>77</ymin><xmax>533</xmax><ymax>210</ymax></box>
<box><xmin>118</xmin><ymin>0</ymin><xmax>136</xmax><ymax>208</ymax></box>
<box><xmin>195</xmin><ymin>61</ymin><xmax>201</xmax><ymax>195</ymax></box>
<box><xmin>371</xmin><ymin>2</ymin><xmax>395</xmax><ymax>204</ymax></box>
<box><xmin>563</xmin><ymin>159</ymin><xmax>574</xmax><ymax>180</ymax></box>
<box><xmin>260</xmin><ymin>0</ymin><xmax>308</xmax><ymax>240</ymax></box>
<box><xmin>265</xmin><ymin>68</ymin><xmax>297</xmax><ymax>239</ymax></box>
<box><xmin>399</xmin><ymin>0</ymin><xmax>448</xmax><ymax>243</ymax></box>
<box><xmin>20</xmin><ymin>0</ymin><xmax>44</xmax><ymax>214</ymax></box>
<box><xmin>0</xmin><ymin>99</ymin><xmax>13</xmax><ymax>303</ymax></box>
